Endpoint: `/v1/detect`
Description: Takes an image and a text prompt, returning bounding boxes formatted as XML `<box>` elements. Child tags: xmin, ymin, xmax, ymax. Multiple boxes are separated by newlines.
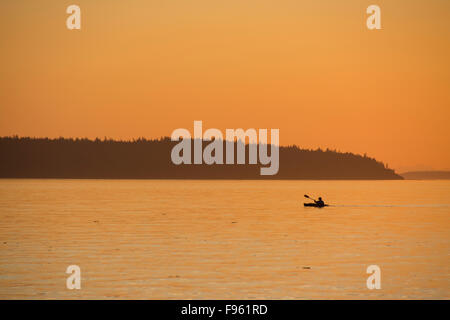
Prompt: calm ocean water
<box><xmin>0</xmin><ymin>179</ymin><xmax>449</xmax><ymax>299</ymax></box>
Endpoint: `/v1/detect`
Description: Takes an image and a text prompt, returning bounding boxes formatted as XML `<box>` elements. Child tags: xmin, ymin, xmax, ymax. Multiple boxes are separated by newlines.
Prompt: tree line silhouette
<box><xmin>0</xmin><ymin>136</ymin><xmax>402</xmax><ymax>179</ymax></box>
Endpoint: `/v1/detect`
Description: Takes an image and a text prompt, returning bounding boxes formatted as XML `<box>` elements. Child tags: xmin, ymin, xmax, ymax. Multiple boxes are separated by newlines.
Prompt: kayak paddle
<box><xmin>304</xmin><ymin>194</ymin><xmax>317</xmax><ymax>201</ymax></box>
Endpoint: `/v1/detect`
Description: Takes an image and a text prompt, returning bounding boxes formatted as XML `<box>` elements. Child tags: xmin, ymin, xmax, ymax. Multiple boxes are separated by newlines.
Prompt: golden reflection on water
<box><xmin>0</xmin><ymin>179</ymin><xmax>449</xmax><ymax>299</ymax></box>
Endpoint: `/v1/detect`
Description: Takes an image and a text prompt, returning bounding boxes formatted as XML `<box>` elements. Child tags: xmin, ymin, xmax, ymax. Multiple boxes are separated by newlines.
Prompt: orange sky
<box><xmin>1</xmin><ymin>0</ymin><xmax>449</xmax><ymax>172</ymax></box>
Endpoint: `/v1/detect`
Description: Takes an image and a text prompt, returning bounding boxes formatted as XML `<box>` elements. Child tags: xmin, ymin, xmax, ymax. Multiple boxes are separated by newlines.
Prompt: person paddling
<box><xmin>303</xmin><ymin>194</ymin><xmax>327</xmax><ymax>207</ymax></box>
<box><xmin>315</xmin><ymin>197</ymin><xmax>325</xmax><ymax>207</ymax></box>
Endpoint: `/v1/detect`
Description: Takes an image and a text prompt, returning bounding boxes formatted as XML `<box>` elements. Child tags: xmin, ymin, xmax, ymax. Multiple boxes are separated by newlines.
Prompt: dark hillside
<box><xmin>0</xmin><ymin>137</ymin><xmax>402</xmax><ymax>180</ymax></box>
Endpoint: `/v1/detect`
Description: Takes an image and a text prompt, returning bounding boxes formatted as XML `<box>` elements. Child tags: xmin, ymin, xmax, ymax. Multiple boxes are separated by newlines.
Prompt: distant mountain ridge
<box><xmin>0</xmin><ymin>136</ymin><xmax>403</xmax><ymax>180</ymax></box>
<box><xmin>401</xmin><ymin>171</ymin><xmax>450</xmax><ymax>180</ymax></box>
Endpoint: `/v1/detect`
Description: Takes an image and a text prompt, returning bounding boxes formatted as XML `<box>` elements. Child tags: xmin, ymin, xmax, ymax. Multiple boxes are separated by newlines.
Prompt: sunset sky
<box><xmin>1</xmin><ymin>0</ymin><xmax>449</xmax><ymax>172</ymax></box>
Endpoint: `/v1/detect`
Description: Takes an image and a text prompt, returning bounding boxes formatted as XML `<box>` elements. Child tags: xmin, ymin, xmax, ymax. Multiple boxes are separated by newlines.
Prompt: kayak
<box><xmin>304</xmin><ymin>203</ymin><xmax>328</xmax><ymax>208</ymax></box>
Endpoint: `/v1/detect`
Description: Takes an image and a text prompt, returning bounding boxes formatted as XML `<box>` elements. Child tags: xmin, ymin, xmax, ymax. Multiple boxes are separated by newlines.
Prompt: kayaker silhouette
<box><xmin>315</xmin><ymin>197</ymin><xmax>325</xmax><ymax>207</ymax></box>
<box><xmin>303</xmin><ymin>194</ymin><xmax>327</xmax><ymax>207</ymax></box>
